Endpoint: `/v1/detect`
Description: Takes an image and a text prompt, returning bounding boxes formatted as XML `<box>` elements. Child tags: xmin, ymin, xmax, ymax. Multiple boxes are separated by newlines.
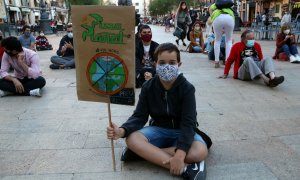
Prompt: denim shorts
<box><xmin>138</xmin><ymin>126</ymin><xmax>207</xmax><ymax>148</ymax></box>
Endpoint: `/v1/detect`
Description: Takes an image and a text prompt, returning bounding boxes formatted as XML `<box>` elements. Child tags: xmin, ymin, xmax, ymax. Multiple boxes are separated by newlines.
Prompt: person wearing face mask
<box><xmin>0</xmin><ymin>36</ymin><xmax>46</xmax><ymax>97</ymax></box>
<box><xmin>49</xmin><ymin>24</ymin><xmax>75</xmax><ymax>69</ymax></box>
<box><xmin>135</xmin><ymin>25</ymin><xmax>159</xmax><ymax>88</ymax></box>
<box><xmin>36</xmin><ymin>31</ymin><xmax>53</xmax><ymax>51</ymax></box>
<box><xmin>188</xmin><ymin>21</ymin><xmax>204</xmax><ymax>53</ymax></box>
<box><xmin>219</xmin><ymin>30</ymin><xmax>284</xmax><ymax>87</ymax></box>
<box><xmin>18</xmin><ymin>25</ymin><xmax>36</xmax><ymax>51</ymax></box>
<box><xmin>174</xmin><ymin>1</ymin><xmax>192</xmax><ymax>46</ymax></box>
<box><xmin>107</xmin><ymin>43</ymin><xmax>212</xmax><ymax>180</ymax></box>
<box><xmin>274</xmin><ymin>24</ymin><xmax>300</xmax><ymax>63</ymax></box>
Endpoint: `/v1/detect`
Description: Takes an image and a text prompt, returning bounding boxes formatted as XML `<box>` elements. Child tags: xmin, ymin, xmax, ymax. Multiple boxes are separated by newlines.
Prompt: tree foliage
<box><xmin>149</xmin><ymin>0</ymin><xmax>197</xmax><ymax>16</ymax></box>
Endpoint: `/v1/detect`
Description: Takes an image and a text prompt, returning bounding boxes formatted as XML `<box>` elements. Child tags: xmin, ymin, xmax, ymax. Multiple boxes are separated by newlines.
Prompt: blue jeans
<box><xmin>280</xmin><ymin>44</ymin><xmax>298</xmax><ymax>56</ymax></box>
<box><xmin>192</xmin><ymin>46</ymin><xmax>202</xmax><ymax>52</ymax></box>
<box><xmin>138</xmin><ymin>126</ymin><xmax>206</xmax><ymax>148</ymax></box>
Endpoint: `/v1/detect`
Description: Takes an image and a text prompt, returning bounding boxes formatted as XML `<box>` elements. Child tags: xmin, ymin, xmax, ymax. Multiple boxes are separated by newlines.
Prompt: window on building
<box><xmin>9</xmin><ymin>0</ymin><xmax>14</xmax><ymax>5</ymax></box>
<box><xmin>136</xmin><ymin>3</ymin><xmax>139</xmax><ymax>6</ymax></box>
<box><xmin>275</xmin><ymin>4</ymin><xmax>280</xmax><ymax>13</ymax></box>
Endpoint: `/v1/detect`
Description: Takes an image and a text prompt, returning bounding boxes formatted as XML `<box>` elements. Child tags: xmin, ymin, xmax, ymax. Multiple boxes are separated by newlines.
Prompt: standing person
<box><xmin>255</xmin><ymin>12</ymin><xmax>262</xmax><ymax>24</ymax></box>
<box><xmin>0</xmin><ymin>37</ymin><xmax>46</xmax><ymax>97</ymax></box>
<box><xmin>18</xmin><ymin>25</ymin><xmax>36</xmax><ymax>51</ymax></box>
<box><xmin>209</xmin><ymin>2</ymin><xmax>235</xmax><ymax>68</ymax></box>
<box><xmin>261</xmin><ymin>13</ymin><xmax>266</xmax><ymax>23</ymax></box>
<box><xmin>49</xmin><ymin>24</ymin><xmax>74</xmax><ymax>69</ymax></box>
<box><xmin>281</xmin><ymin>11</ymin><xmax>291</xmax><ymax>26</ymax></box>
<box><xmin>274</xmin><ymin>24</ymin><xmax>300</xmax><ymax>63</ymax></box>
<box><xmin>135</xmin><ymin>25</ymin><xmax>159</xmax><ymax>88</ymax></box>
<box><xmin>107</xmin><ymin>43</ymin><xmax>212</xmax><ymax>180</ymax></box>
<box><xmin>219</xmin><ymin>30</ymin><xmax>284</xmax><ymax>87</ymax></box>
<box><xmin>188</xmin><ymin>21</ymin><xmax>204</xmax><ymax>53</ymax></box>
<box><xmin>174</xmin><ymin>1</ymin><xmax>192</xmax><ymax>46</ymax></box>
<box><xmin>187</xmin><ymin>7</ymin><xmax>198</xmax><ymax>41</ymax></box>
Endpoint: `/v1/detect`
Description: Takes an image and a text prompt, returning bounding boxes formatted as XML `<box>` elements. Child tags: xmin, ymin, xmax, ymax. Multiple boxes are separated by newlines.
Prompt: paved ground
<box><xmin>0</xmin><ymin>25</ymin><xmax>299</xmax><ymax>180</ymax></box>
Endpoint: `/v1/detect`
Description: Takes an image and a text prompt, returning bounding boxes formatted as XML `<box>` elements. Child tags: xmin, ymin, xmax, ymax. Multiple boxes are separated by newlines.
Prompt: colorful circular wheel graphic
<box><xmin>86</xmin><ymin>53</ymin><xmax>128</xmax><ymax>95</ymax></box>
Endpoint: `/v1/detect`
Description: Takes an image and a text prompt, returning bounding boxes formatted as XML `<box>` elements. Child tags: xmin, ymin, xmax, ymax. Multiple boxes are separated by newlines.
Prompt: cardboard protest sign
<box><xmin>72</xmin><ymin>6</ymin><xmax>135</xmax><ymax>105</ymax></box>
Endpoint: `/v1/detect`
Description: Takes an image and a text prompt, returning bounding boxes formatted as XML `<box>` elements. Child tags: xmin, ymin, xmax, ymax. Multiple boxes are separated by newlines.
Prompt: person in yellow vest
<box><xmin>209</xmin><ymin>2</ymin><xmax>235</xmax><ymax>68</ymax></box>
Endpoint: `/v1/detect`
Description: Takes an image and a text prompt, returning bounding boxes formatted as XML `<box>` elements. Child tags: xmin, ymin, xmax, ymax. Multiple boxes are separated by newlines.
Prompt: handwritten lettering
<box><xmin>81</xmin><ymin>14</ymin><xmax>125</xmax><ymax>44</ymax></box>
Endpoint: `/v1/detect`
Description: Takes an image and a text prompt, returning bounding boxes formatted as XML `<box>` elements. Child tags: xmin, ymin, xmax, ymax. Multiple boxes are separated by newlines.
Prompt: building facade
<box><xmin>0</xmin><ymin>0</ymin><xmax>68</xmax><ymax>26</ymax></box>
<box><xmin>239</xmin><ymin>0</ymin><xmax>300</xmax><ymax>23</ymax></box>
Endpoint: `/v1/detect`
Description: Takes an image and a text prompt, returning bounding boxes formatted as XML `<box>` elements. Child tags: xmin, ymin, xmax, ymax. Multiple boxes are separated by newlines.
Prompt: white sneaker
<box><xmin>295</xmin><ymin>54</ymin><xmax>300</xmax><ymax>62</ymax></box>
<box><xmin>0</xmin><ymin>90</ymin><xmax>12</xmax><ymax>97</ymax></box>
<box><xmin>29</xmin><ymin>88</ymin><xmax>41</xmax><ymax>97</ymax></box>
<box><xmin>290</xmin><ymin>55</ymin><xmax>298</xmax><ymax>63</ymax></box>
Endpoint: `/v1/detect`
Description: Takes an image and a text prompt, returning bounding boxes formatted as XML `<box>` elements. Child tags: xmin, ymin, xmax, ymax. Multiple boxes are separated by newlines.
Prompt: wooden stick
<box><xmin>108</xmin><ymin>102</ymin><xmax>116</xmax><ymax>171</ymax></box>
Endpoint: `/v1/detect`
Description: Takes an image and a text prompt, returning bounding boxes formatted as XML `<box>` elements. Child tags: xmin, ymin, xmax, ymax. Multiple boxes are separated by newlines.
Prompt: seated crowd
<box><xmin>0</xmin><ymin>17</ymin><xmax>296</xmax><ymax>180</ymax></box>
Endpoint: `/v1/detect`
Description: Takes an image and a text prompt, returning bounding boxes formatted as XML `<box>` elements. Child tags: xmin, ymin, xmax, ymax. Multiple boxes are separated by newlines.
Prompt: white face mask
<box><xmin>67</xmin><ymin>32</ymin><xmax>73</xmax><ymax>38</ymax></box>
<box><xmin>195</xmin><ymin>27</ymin><xmax>200</xmax><ymax>31</ymax></box>
<box><xmin>156</xmin><ymin>64</ymin><xmax>179</xmax><ymax>82</ymax></box>
<box><xmin>284</xmin><ymin>29</ymin><xmax>290</xmax><ymax>34</ymax></box>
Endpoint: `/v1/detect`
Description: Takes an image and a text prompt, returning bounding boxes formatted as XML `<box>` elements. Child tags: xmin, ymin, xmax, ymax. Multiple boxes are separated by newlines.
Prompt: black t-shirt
<box><xmin>240</xmin><ymin>46</ymin><xmax>259</xmax><ymax>66</ymax></box>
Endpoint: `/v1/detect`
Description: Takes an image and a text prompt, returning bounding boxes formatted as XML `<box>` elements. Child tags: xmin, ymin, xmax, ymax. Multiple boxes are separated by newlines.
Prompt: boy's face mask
<box><xmin>156</xmin><ymin>64</ymin><xmax>179</xmax><ymax>82</ymax></box>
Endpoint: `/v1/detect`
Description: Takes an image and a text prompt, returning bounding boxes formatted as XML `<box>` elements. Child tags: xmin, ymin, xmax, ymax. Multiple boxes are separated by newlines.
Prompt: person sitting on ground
<box><xmin>188</xmin><ymin>21</ymin><xmax>204</xmax><ymax>53</ymax></box>
<box><xmin>18</xmin><ymin>25</ymin><xmax>36</xmax><ymax>51</ymax></box>
<box><xmin>135</xmin><ymin>24</ymin><xmax>143</xmax><ymax>45</ymax></box>
<box><xmin>273</xmin><ymin>24</ymin><xmax>300</xmax><ymax>63</ymax></box>
<box><xmin>107</xmin><ymin>43</ymin><xmax>212</xmax><ymax>180</ymax></box>
<box><xmin>219</xmin><ymin>30</ymin><xmax>285</xmax><ymax>87</ymax></box>
<box><xmin>49</xmin><ymin>24</ymin><xmax>74</xmax><ymax>69</ymax></box>
<box><xmin>0</xmin><ymin>36</ymin><xmax>46</xmax><ymax>97</ymax></box>
<box><xmin>0</xmin><ymin>31</ymin><xmax>4</xmax><ymax>68</ymax></box>
<box><xmin>206</xmin><ymin>28</ymin><xmax>234</xmax><ymax>64</ymax></box>
<box><xmin>135</xmin><ymin>25</ymin><xmax>159</xmax><ymax>88</ymax></box>
<box><xmin>36</xmin><ymin>31</ymin><xmax>53</xmax><ymax>51</ymax></box>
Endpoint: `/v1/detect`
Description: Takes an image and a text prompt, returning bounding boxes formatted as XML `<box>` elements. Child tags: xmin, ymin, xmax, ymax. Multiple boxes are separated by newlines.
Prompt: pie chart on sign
<box><xmin>86</xmin><ymin>53</ymin><xmax>128</xmax><ymax>95</ymax></box>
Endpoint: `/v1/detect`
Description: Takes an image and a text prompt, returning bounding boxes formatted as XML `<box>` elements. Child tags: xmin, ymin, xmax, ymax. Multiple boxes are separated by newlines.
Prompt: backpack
<box><xmin>215</xmin><ymin>0</ymin><xmax>234</xmax><ymax>9</ymax></box>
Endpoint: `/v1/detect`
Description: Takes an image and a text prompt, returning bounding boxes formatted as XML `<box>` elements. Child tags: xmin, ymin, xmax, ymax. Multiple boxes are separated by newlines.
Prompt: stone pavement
<box><xmin>0</xmin><ymin>25</ymin><xmax>299</xmax><ymax>180</ymax></box>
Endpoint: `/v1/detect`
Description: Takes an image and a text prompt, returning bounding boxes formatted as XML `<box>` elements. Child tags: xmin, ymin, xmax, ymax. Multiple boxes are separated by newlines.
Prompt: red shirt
<box><xmin>224</xmin><ymin>42</ymin><xmax>263</xmax><ymax>79</ymax></box>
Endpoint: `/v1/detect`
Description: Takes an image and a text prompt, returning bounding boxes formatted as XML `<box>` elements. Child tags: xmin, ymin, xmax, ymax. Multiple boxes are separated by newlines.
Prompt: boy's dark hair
<box><xmin>22</xmin><ymin>25</ymin><xmax>31</xmax><ymax>32</ymax></box>
<box><xmin>1</xmin><ymin>36</ymin><xmax>23</xmax><ymax>52</ymax></box>
<box><xmin>154</xmin><ymin>43</ymin><xmax>180</xmax><ymax>62</ymax></box>
<box><xmin>139</xmin><ymin>25</ymin><xmax>151</xmax><ymax>33</ymax></box>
